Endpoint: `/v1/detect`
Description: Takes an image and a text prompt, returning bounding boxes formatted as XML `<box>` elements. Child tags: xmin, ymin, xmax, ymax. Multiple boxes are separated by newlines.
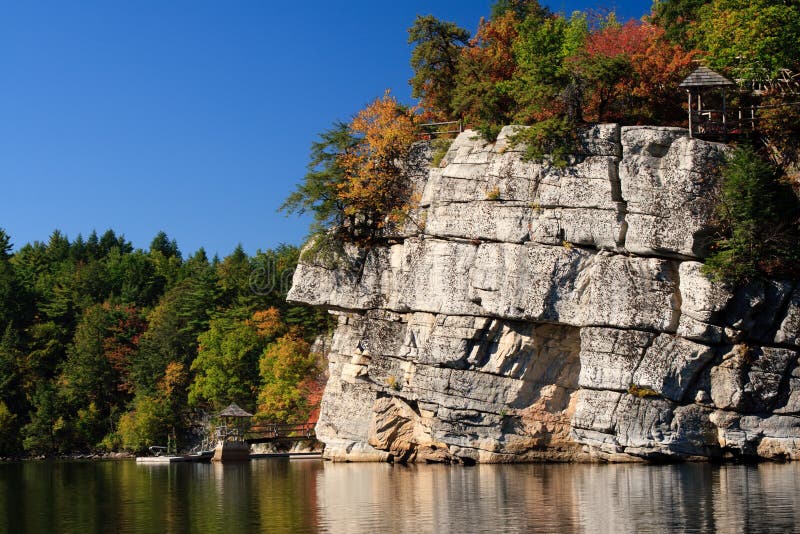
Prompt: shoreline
<box><xmin>0</xmin><ymin>452</ymin><xmax>135</xmax><ymax>462</ymax></box>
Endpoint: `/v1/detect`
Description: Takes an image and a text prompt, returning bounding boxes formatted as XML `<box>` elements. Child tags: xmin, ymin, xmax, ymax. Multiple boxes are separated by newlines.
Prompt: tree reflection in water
<box><xmin>1</xmin><ymin>460</ymin><xmax>799</xmax><ymax>533</ymax></box>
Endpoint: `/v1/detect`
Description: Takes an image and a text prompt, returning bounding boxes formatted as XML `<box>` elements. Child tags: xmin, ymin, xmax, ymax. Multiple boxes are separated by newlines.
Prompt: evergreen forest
<box><xmin>0</xmin><ymin>228</ymin><xmax>330</xmax><ymax>456</ymax></box>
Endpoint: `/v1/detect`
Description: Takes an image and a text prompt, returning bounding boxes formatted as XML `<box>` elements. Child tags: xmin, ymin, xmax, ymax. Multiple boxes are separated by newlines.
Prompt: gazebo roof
<box><xmin>218</xmin><ymin>403</ymin><xmax>253</xmax><ymax>418</ymax></box>
<box><xmin>679</xmin><ymin>66</ymin><xmax>734</xmax><ymax>88</ymax></box>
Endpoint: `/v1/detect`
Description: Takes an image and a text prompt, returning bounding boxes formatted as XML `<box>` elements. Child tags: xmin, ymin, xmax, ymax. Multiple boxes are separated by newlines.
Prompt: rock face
<box><xmin>289</xmin><ymin>125</ymin><xmax>800</xmax><ymax>463</ymax></box>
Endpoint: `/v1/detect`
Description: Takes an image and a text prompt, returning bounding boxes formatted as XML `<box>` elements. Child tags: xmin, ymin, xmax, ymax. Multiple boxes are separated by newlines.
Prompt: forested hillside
<box><xmin>0</xmin><ymin>229</ymin><xmax>330</xmax><ymax>456</ymax></box>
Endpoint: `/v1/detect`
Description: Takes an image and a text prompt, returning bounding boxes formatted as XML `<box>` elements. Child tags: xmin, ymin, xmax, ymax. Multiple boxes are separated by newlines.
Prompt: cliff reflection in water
<box><xmin>2</xmin><ymin>460</ymin><xmax>800</xmax><ymax>532</ymax></box>
<box><xmin>315</xmin><ymin>462</ymin><xmax>800</xmax><ymax>533</ymax></box>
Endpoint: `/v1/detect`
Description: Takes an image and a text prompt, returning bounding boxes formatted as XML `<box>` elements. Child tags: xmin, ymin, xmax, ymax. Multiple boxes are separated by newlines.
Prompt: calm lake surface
<box><xmin>2</xmin><ymin>459</ymin><xmax>800</xmax><ymax>533</ymax></box>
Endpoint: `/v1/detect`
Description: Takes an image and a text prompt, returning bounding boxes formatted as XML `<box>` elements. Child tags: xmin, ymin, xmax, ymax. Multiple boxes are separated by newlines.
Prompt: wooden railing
<box><xmin>245</xmin><ymin>422</ymin><xmax>316</xmax><ymax>443</ymax></box>
<box><xmin>689</xmin><ymin>107</ymin><xmax>758</xmax><ymax>137</ymax></box>
<box><xmin>214</xmin><ymin>424</ymin><xmax>248</xmax><ymax>442</ymax></box>
<box><xmin>417</xmin><ymin>120</ymin><xmax>462</xmax><ymax>139</ymax></box>
<box><xmin>689</xmin><ymin>101</ymin><xmax>800</xmax><ymax>138</ymax></box>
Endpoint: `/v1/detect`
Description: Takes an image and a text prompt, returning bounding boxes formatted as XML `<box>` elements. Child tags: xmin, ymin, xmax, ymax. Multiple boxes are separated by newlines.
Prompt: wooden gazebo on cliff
<box><xmin>679</xmin><ymin>66</ymin><xmax>737</xmax><ymax>138</ymax></box>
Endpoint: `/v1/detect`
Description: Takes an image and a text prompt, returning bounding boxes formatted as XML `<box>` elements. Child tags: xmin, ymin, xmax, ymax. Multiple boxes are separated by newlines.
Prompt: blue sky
<box><xmin>1</xmin><ymin>1</ymin><xmax>650</xmax><ymax>257</ymax></box>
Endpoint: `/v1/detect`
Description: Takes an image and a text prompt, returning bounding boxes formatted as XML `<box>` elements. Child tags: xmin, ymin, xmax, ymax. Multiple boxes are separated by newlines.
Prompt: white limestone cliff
<box><xmin>289</xmin><ymin>125</ymin><xmax>800</xmax><ymax>463</ymax></box>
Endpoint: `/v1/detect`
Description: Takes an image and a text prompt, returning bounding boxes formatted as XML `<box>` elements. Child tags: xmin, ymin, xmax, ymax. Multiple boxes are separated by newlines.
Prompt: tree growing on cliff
<box><xmin>281</xmin><ymin>122</ymin><xmax>357</xmax><ymax>234</ymax></box>
<box><xmin>408</xmin><ymin>15</ymin><xmax>470</xmax><ymax>121</ymax></box>
<box><xmin>337</xmin><ymin>91</ymin><xmax>418</xmax><ymax>238</ymax></box>
<box><xmin>703</xmin><ymin>145</ymin><xmax>800</xmax><ymax>284</ymax></box>
<box><xmin>695</xmin><ymin>0</ymin><xmax>800</xmax><ymax>81</ymax></box>
<box><xmin>569</xmin><ymin>21</ymin><xmax>694</xmax><ymax>124</ymax></box>
<box><xmin>510</xmin><ymin>11</ymin><xmax>587</xmax><ymax>124</ymax></box>
<box><xmin>451</xmin><ymin>11</ymin><xmax>521</xmax><ymax>140</ymax></box>
<box><xmin>282</xmin><ymin>92</ymin><xmax>418</xmax><ymax>242</ymax></box>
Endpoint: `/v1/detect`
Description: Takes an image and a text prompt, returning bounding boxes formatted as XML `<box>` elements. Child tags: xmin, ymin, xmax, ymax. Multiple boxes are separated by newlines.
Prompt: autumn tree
<box><xmin>623</xmin><ymin>23</ymin><xmax>696</xmax><ymax>124</ymax></box>
<box><xmin>249</xmin><ymin>308</ymin><xmax>285</xmax><ymax>339</ymax></box>
<box><xmin>570</xmin><ymin>21</ymin><xmax>694</xmax><ymax>124</ymax></box>
<box><xmin>117</xmin><ymin>360</ymin><xmax>189</xmax><ymax>452</ymax></box>
<box><xmin>452</xmin><ymin>11</ymin><xmax>521</xmax><ymax>139</ymax></box>
<box><xmin>284</xmin><ymin>92</ymin><xmax>419</xmax><ymax>244</ymax></box>
<box><xmin>337</xmin><ymin>92</ymin><xmax>419</xmax><ymax>237</ymax></box>
<box><xmin>102</xmin><ymin>305</ymin><xmax>146</xmax><ymax>395</ymax></box>
<box><xmin>256</xmin><ymin>333</ymin><xmax>318</xmax><ymax>424</ymax></box>
<box><xmin>695</xmin><ymin>0</ymin><xmax>800</xmax><ymax>81</ymax></box>
<box><xmin>408</xmin><ymin>15</ymin><xmax>470</xmax><ymax>120</ymax></box>
<box><xmin>59</xmin><ymin>304</ymin><xmax>145</xmax><ymax>448</ymax></box>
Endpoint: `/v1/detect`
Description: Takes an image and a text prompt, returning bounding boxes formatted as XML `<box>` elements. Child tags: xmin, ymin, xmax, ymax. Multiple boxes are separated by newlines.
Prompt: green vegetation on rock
<box><xmin>703</xmin><ymin>145</ymin><xmax>800</xmax><ymax>284</ymax></box>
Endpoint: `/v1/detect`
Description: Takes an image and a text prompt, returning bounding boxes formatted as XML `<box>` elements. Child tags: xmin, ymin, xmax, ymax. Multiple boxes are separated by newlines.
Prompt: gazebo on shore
<box><xmin>212</xmin><ymin>403</ymin><xmax>253</xmax><ymax>462</ymax></box>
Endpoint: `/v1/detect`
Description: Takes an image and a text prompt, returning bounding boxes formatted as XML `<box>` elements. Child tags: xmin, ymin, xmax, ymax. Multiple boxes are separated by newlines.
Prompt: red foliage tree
<box><xmin>102</xmin><ymin>305</ymin><xmax>146</xmax><ymax>395</ymax></box>
<box><xmin>572</xmin><ymin>21</ymin><xmax>695</xmax><ymax>124</ymax></box>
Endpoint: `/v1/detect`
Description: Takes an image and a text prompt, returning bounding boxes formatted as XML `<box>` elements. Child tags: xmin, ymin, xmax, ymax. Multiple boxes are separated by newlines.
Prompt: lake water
<box><xmin>2</xmin><ymin>459</ymin><xmax>799</xmax><ymax>533</ymax></box>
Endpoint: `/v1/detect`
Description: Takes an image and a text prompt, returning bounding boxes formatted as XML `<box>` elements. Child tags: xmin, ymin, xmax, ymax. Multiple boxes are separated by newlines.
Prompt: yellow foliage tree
<box><xmin>158</xmin><ymin>361</ymin><xmax>188</xmax><ymax>400</ymax></box>
<box><xmin>248</xmin><ymin>307</ymin><xmax>284</xmax><ymax>339</ymax></box>
<box><xmin>337</xmin><ymin>91</ymin><xmax>418</xmax><ymax>238</ymax></box>
<box><xmin>256</xmin><ymin>333</ymin><xmax>318</xmax><ymax>424</ymax></box>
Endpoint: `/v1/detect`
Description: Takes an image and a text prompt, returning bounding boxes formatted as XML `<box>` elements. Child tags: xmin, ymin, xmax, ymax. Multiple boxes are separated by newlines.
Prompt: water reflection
<box><xmin>315</xmin><ymin>462</ymin><xmax>800</xmax><ymax>533</ymax></box>
<box><xmin>1</xmin><ymin>460</ymin><xmax>799</xmax><ymax>533</ymax></box>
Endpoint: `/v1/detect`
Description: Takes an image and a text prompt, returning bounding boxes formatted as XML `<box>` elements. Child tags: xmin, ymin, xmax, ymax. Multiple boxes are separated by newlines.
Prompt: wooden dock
<box><xmin>136</xmin><ymin>451</ymin><xmax>321</xmax><ymax>463</ymax></box>
<box><xmin>135</xmin><ymin>420</ymin><xmax>318</xmax><ymax>464</ymax></box>
<box><xmin>250</xmin><ymin>452</ymin><xmax>322</xmax><ymax>460</ymax></box>
<box><xmin>135</xmin><ymin>451</ymin><xmax>213</xmax><ymax>464</ymax></box>
<box><xmin>136</xmin><ymin>456</ymin><xmax>187</xmax><ymax>464</ymax></box>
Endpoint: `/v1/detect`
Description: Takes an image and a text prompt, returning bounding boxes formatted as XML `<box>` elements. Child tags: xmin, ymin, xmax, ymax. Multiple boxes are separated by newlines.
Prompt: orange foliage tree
<box><xmin>283</xmin><ymin>93</ymin><xmax>422</xmax><ymax>244</ymax></box>
<box><xmin>248</xmin><ymin>307</ymin><xmax>284</xmax><ymax>339</ymax></box>
<box><xmin>337</xmin><ymin>91</ymin><xmax>418</xmax><ymax>238</ymax></box>
<box><xmin>570</xmin><ymin>21</ymin><xmax>695</xmax><ymax>124</ymax></box>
